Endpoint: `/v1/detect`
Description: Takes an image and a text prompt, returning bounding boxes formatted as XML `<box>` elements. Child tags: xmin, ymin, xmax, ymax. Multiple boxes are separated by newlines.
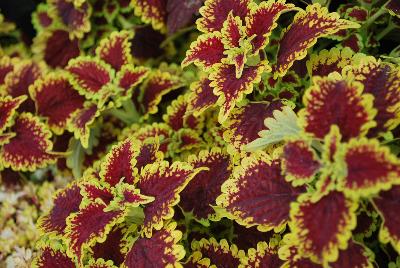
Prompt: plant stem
<box><xmin>376</xmin><ymin>22</ymin><xmax>396</xmax><ymax>40</ymax></box>
<box><xmin>363</xmin><ymin>0</ymin><xmax>390</xmax><ymax>28</ymax></box>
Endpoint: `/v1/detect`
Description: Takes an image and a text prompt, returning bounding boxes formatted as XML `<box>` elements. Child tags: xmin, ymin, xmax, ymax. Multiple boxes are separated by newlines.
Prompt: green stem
<box><xmin>117</xmin><ymin>15</ymin><xmax>134</xmax><ymax>29</ymax></box>
<box><xmin>107</xmin><ymin>109</ymin><xmax>132</xmax><ymax>125</ymax></box>
<box><xmin>122</xmin><ymin>99</ymin><xmax>140</xmax><ymax>122</ymax></box>
<box><xmin>376</xmin><ymin>22</ymin><xmax>396</xmax><ymax>40</ymax></box>
<box><xmin>363</xmin><ymin>1</ymin><xmax>389</xmax><ymax>28</ymax></box>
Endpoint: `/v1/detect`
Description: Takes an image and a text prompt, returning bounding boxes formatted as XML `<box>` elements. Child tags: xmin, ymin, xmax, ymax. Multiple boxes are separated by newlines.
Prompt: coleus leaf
<box><xmin>274</xmin><ymin>3</ymin><xmax>360</xmax><ymax>77</ymax></box>
<box><xmin>32</xmin><ymin>246</ymin><xmax>75</xmax><ymax>268</ymax></box>
<box><xmin>278</xmin><ymin>240</ymin><xmax>323</xmax><ymax>268</ymax></box>
<box><xmin>245</xmin><ymin>106</ymin><xmax>300</xmax><ymax>152</ymax></box>
<box><xmin>99</xmin><ymin>138</ymin><xmax>140</xmax><ymax>187</ymax></box>
<box><xmin>131</xmin><ymin>0</ymin><xmax>168</xmax><ymax>32</ymax></box>
<box><xmin>66</xmin><ymin>56</ymin><xmax>115</xmax><ymax>105</ymax></box>
<box><xmin>168</xmin><ymin>128</ymin><xmax>204</xmax><ymax>154</ymax></box>
<box><xmin>85</xmin><ymin>258</ymin><xmax>118</xmax><ymax>268</ymax></box>
<box><xmin>163</xmin><ymin>94</ymin><xmax>204</xmax><ymax>131</ymax></box>
<box><xmin>37</xmin><ymin>182</ymin><xmax>83</xmax><ymax>237</ymax></box>
<box><xmin>67</xmin><ymin>103</ymin><xmax>101</xmax><ymax>149</ymax></box>
<box><xmin>115</xmin><ymin>65</ymin><xmax>149</xmax><ymax>100</ymax></box>
<box><xmin>222</xmin><ymin>100</ymin><xmax>284</xmax><ymax>155</ymax></box>
<box><xmin>95</xmin><ymin>30</ymin><xmax>133</xmax><ymax>72</ymax></box>
<box><xmin>221</xmin><ymin>11</ymin><xmax>245</xmax><ymax>49</ymax></box>
<box><xmin>245</xmin><ymin>0</ymin><xmax>295</xmax><ymax>54</ymax></box>
<box><xmin>180</xmin><ymin>148</ymin><xmax>233</xmax><ymax>221</ymax></box>
<box><xmin>65</xmin><ymin>200</ymin><xmax>125</xmax><ymax>261</ymax></box>
<box><xmin>241</xmin><ymin>241</ymin><xmax>283</xmax><ymax>268</ymax></box>
<box><xmin>343</xmin><ymin>57</ymin><xmax>400</xmax><ymax>137</ymax></box>
<box><xmin>372</xmin><ymin>185</ymin><xmax>400</xmax><ymax>254</ymax></box>
<box><xmin>0</xmin><ymin>133</ymin><xmax>16</xmax><ymax>146</ymax></box>
<box><xmin>299</xmin><ymin>74</ymin><xmax>376</xmax><ymax>141</ymax></box>
<box><xmin>329</xmin><ymin>240</ymin><xmax>374</xmax><ymax>268</ymax></box>
<box><xmin>181</xmin><ymin>32</ymin><xmax>226</xmax><ymax>71</ymax></box>
<box><xmin>289</xmin><ymin>191</ymin><xmax>358</xmax><ymax>264</ymax></box>
<box><xmin>4</xmin><ymin>59</ymin><xmax>45</xmax><ymax>113</ymax></box>
<box><xmin>282</xmin><ymin>139</ymin><xmax>321</xmax><ymax>186</ymax></box>
<box><xmin>32</xmin><ymin>29</ymin><xmax>81</xmax><ymax>68</ymax></box>
<box><xmin>90</xmin><ymin>224</ymin><xmax>125</xmax><ymax>267</ymax></box>
<box><xmin>187</xmin><ymin>77</ymin><xmax>218</xmax><ymax>116</ymax></box>
<box><xmin>197</xmin><ymin>0</ymin><xmax>252</xmax><ymax>33</ymax></box>
<box><xmin>0</xmin><ymin>55</ymin><xmax>16</xmax><ymax>85</ymax></box>
<box><xmin>1</xmin><ymin>113</ymin><xmax>59</xmax><ymax>171</ymax></box>
<box><xmin>123</xmin><ymin>122</ymin><xmax>172</xmax><ymax>153</ymax></box>
<box><xmin>32</xmin><ymin>3</ymin><xmax>53</xmax><ymax>32</ymax></box>
<box><xmin>29</xmin><ymin>71</ymin><xmax>85</xmax><ymax>135</ymax></box>
<box><xmin>217</xmin><ymin>152</ymin><xmax>305</xmax><ymax>232</ymax></box>
<box><xmin>80</xmin><ymin>180</ymin><xmax>114</xmax><ymax>205</ymax></box>
<box><xmin>136</xmin><ymin>70</ymin><xmax>182</xmax><ymax>117</ymax></box>
<box><xmin>335</xmin><ymin>138</ymin><xmax>400</xmax><ymax>198</ymax></box>
<box><xmin>0</xmin><ymin>95</ymin><xmax>26</xmax><ymax>134</ymax></box>
<box><xmin>210</xmin><ymin>61</ymin><xmax>268</xmax><ymax>123</ymax></box>
<box><xmin>341</xmin><ymin>6</ymin><xmax>369</xmax><ymax>22</ymax></box>
<box><xmin>306</xmin><ymin>47</ymin><xmax>363</xmax><ymax>78</ymax></box>
<box><xmin>184</xmin><ymin>251</ymin><xmax>212</xmax><ymax>268</ymax></box>
<box><xmin>134</xmin><ymin>138</ymin><xmax>164</xmax><ymax>171</ymax></box>
<box><xmin>166</xmin><ymin>0</ymin><xmax>204</xmax><ymax>34</ymax></box>
<box><xmin>122</xmin><ymin>221</ymin><xmax>185</xmax><ymax>268</ymax></box>
<box><xmin>49</xmin><ymin>0</ymin><xmax>91</xmax><ymax>38</ymax></box>
<box><xmin>190</xmin><ymin>238</ymin><xmax>245</xmax><ymax>268</ymax></box>
<box><xmin>136</xmin><ymin>160</ymin><xmax>204</xmax><ymax>237</ymax></box>
<box><xmin>65</xmin><ymin>182</ymin><xmax>151</xmax><ymax>261</ymax></box>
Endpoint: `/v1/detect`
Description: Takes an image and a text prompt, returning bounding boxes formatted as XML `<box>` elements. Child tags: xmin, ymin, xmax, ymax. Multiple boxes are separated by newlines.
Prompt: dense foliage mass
<box><xmin>0</xmin><ymin>0</ymin><xmax>399</xmax><ymax>267</ymax></box>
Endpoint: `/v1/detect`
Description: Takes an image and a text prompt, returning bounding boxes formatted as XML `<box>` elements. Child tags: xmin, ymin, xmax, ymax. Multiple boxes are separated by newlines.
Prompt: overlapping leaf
<box><xmin>99</xmin><ymin>138</ymin><xmax>140</xmax><ymax>187</ymax></box>
<box><xmin>29</xmin><ymin>71</ymin><xmax>85</xmax><ymax>134</ymax></box>
<box><xmin>197</xmin><ymin>0</ymin><xmax>252</xmax><ymax>33</ymax></box>
<box><xmin>372</xmin><ymin>185</ymin><xmax>400</xmax><ymax>254</ymax></box>
<box><xmin>32</xmin><ymin>29</ymin><xmax>81</xmax><ymax>68</ymax></box>
<box><xmin>217</xmin><ymin>152</ymin><xmax>305</xmax><ymax>231</ymax></box>
<box><xmin>182</xmin><ymin>32</ymin><xmax>226</xmax><ymax>71</ymax></box>
<box><xmin>136</xmin><ymin>160</ymin><xmax>202</xmax><ymax>237</ymax></box>
<box><xmin>245</xmin><ymin>0</ymin><xmax>295</xmax><ymax>54</ymax></box>
<box><xmin>163</xmin><ymin>94</ymin><xmax>204</xmax><ymax>131</ymax></box>
<box><xmin>49</xmin><ymin>0</ymin><xmax>91</xmax><ymax>38</ymax></box>
<box><xmin>67</xmin><ymin>103</ymin><xmax>101</xmax><ymax>148</ymax></box>
<box><xmin>240</xmin><ymin>241</ymin><xmax>283</xmax><ymax>268</ymax></box>
<box><xmin>223</xmin><ymin>101</ymin><xmax>283</xmax><ymax>154</ymax></box>
<box><xmin>187</xmin><ymin>78</ymin><xmax>218</xmax><ymax>116</ymax></box>
<box><xmin>275</xmin><ymin>3</ymin><xmax>359</xmax><ymax>77</ymax></box>
<box><xmin>1</xmin><ymin>113</ymin><xmax>59</xmax><ymax>171</ymax></box>
<box><xmin>180</xmin><ymin>148</ymin><xmax>232</xmax><ymax>221</ymax></box>
<box><xmin>335</xmin><ymin>138</ymin><xmax>400</xmax><ymax>198</ymax></box>
<box><xmin>131</xmin><ymin>0</ymin><xmax>168</xmax><ymax>32</ymax></box>
<box><xmin>0</xmin><ymin>95</ymin><xmax>26</xmax><ymax>133</ymax></box>
<box><xmin>95</xmin><ymin>30</ymin><xmax>133</xmax><ymax>72</ymax></box>
<box><xmin>190</xmin><ymin>238</ymin><xmax>245</xmax><ymax>268</ymax></box>
<box><xmin>38</xmin><ymin>182</ymin><xmax>83</xmax><ymax>236</ymax></box>
<box><xmin>344</xmin><ymin>57</ymin><xmax>400</xmax><ymax>136</ymax></box>
<box><xmin>299</xmin><ymin>75</ymin><xmax>376</xmax><ymax>141</ymax></box>
<box><xmin>210</xmin><ymin>61</ymin><xmax>268</xmax><ymax>123</ymax></box>
<box><xmin>66</xmin><ymin>56</ymin><xmax>115</xmax><ymax>104</ymax></box>
<box><xmin>136</xmin><ymin>70</ymin><xmax>182</xmax><ymax>117</ymax></box>
<box><xmin>122</xmin><ymin>221</ymin><xmax>185</xmax><ymax>267</ymax></box>
<box><xmin>290</xmin><ymin>191</ymin><xmax>358</xmax><ymax>264</ymax></box>
<box><xmin>282</xmin><ymin>139</ymin><xmax>321</xmax><ymax>186</ymax></box>
<box><xmin>32</xmin><ymin>246</ymin><xmax>75</xmax><ymax>268</ymax></box>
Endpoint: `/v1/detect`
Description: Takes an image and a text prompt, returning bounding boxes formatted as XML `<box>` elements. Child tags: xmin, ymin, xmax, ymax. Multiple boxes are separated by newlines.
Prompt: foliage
<box><xmin>0</xmin><ymin>0</ymin><xmax>399</xmax><ymax>267</ymax></box>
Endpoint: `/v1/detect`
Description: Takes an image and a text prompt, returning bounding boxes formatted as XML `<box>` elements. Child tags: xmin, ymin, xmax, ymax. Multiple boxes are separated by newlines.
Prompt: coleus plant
<box><xmin>0</xmin><ymin>0</ymin><xmax>399</xmax><ymax>267</ymax></box>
